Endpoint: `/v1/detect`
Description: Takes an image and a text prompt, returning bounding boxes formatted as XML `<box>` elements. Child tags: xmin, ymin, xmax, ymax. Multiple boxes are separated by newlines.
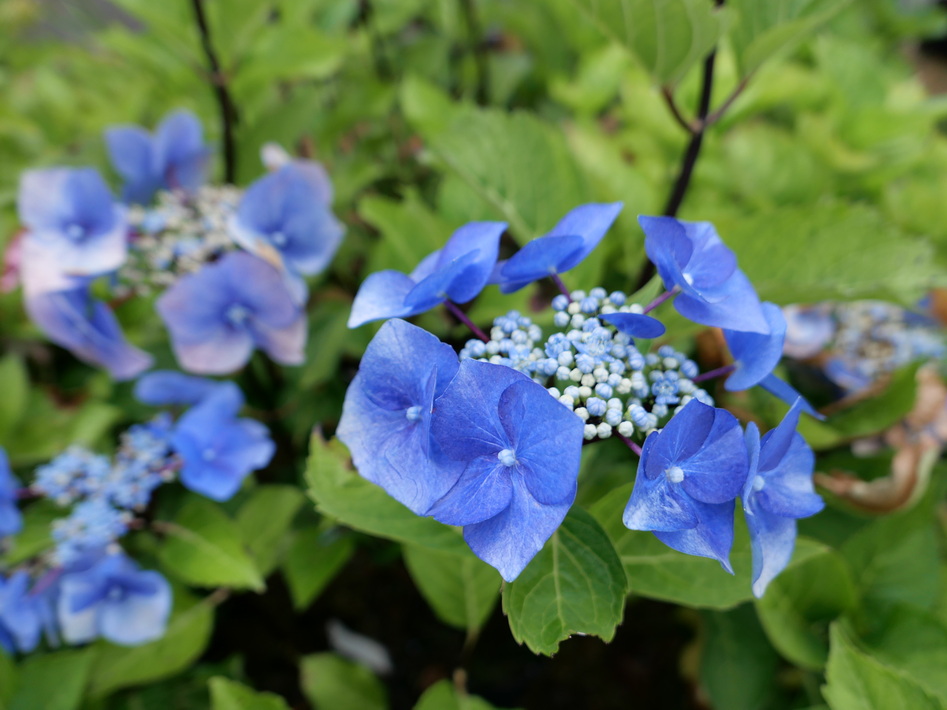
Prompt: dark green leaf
<box><xmin>209</xmin><ymin>677</ymin><xmax>291</xmax><ymax>710</ymax></box>
<box><xmin>9</xmin><ymin>648</ymin><xmax>95</xmax><ymax>710</ymax></box>
<box><xmin>414</xmin><ymin>680</ymin><xmax>519</xmax><ymax>710</ymax></box>
<box><xmin>283</xmin><ymin>524</ymin><xmax>355</xmax><ymax>611</ymax></box>
<box><xmin>299</xmin><ymin>653</ymin><xmax>388</xmax><ymax>710</ymax></box>
<box><xmin>236</xmin><ymin>484</ymin><xmax>306</xmax><ymax>577</ymax></box>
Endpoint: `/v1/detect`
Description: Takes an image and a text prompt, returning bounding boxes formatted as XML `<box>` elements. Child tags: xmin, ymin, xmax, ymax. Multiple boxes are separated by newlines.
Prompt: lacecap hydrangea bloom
<box><xmin>340</xmin><ymin>205</ymin><xmax>826</xmax><ymax>589</ymax></box>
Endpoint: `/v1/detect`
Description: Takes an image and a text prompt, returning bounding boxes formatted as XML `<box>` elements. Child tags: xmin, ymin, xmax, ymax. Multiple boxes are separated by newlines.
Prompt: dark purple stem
<box><xmin>445</xmin><ymin>301</ymin><xmax>489</xmax><ymax>342</ymax></box>
<box><xmin>618</xmin><ymin>434</ymin><xmax>642</xmax><ymax>457</ymax></box>
<box><xmin>550</xmin><ymin>273</ymin><xmax>571</xmax><ymax>299</ymax></box>
<box><xmin>15</xmin><ymin>487</ymin><xmax>39</xmax><ymax>500</ymax></box>
<box><xmin>642</xmin><ymin>287</ymin><xmax>678</xmax><ymax>315</ymax></box>
<box><xmin>693</xmin><ymin>364</ymin><xmax>736</xmax><ymax>383</ymax></box>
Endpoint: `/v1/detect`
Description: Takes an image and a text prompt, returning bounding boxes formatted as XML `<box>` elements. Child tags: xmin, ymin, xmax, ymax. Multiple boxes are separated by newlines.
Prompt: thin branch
<box><xmin>699</xmin><ymin>76</ymin><xmax>750</xmax><ymax>130</ymax></box>
<box><xmin>661</xmin><ymin>86</ymin><xmax>697</xmax><ymax>135</ymax></box>
<box><xmin>190</xmin><ymin>0</ymin><xmax>239</xmax><ymax>183</ymax></box>
<box><xmin>445</xmin><ymin>301</ymin><xmax>489</xmax><ymax>342</ymax></box>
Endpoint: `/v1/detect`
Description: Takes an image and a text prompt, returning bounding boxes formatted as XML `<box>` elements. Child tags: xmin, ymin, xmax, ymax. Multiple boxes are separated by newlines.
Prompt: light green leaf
<box><xmin>305</xmin><ymin>435</ymin><xmax>466</xmax><ymax>553</ymax></box>
<box><xmin>359</xmin><ymin>191</ymin><xmax>454</xmax><ymax>275</ymax></box>
<box><xmin>403</xmin><ymin>544</ymin><xmax>500</xmax><ymax>630</ymax></box>
<box><xmin>0</xmin><ymin>354</ymin><xmax>27</xmax><ymax>443</ymax></box>
<box><xmin>3</xmin><ymin>500</ymin><xmax>59</xmax><ymax>566</ymax></box>
<box><xmin>236</xmin><ymin>485</ymin><xmax>306</xmax><ymax>577</ymax></box>
<box><xmin>209</xmin><ymin>677</ymin><xmax>291</xmax><ymax>710</ymax></box>
<box><xmin>569</xmin><ymin>0</ymin><xmax>727</xmax><ymax>86</ymax></box>
<box><xmin>157</xmin><ymin>498</ymin><xmax>264</xmax><ymax>591</ymax></box>
<box><xmin>414</xmin><ymin>680</ymin><xmax>518</xmax><ymax>710</ymax></box>
<box><xmin>300</xmin><ymin>653</ymin><xmax>388</xmax><ymax>710</ymax></box>
<box><xmin>823</xmin><ymin>623</ymin><xmax>943</xmax><ymax>710</ymax></box>
<box><xmin>756</xmin><ymin>548</ymin><xmax>859</xmax><ymax>670</ymax></box>
<box><xmin>283</xmin><ymin>524</ymin><xmax>355</xmax><ymax>611</ymax></box>
<box><xmin>87</xmin><ymin>588</ymin><xmax>216</xmax><ymax>697</ymax></box>
<box><xmin>9</xmin><ymin>648</ymin><xmax>95</xmax><ymax>710</ymax></box>
<box><xmin>502</xmin><ymin>508</ymin><xmax>626</xmax><ymax>656</ymax></box>
<box><xmin>0</xmin><ymin>652</ymin><xmax>14</xmax><ymax>709</ymax></box>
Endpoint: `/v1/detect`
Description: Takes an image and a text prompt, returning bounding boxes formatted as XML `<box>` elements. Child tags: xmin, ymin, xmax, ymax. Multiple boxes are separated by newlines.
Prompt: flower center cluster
<box><xmin>459</xmin><ymin>287</ymin><xmax>714</xmax><ymax>442</ymax></box>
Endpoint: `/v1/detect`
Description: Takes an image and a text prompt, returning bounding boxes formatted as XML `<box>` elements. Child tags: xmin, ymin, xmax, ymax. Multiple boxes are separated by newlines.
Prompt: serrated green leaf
<box><xmin>414</xmin><ymin>680</ymin><xmax>519</xmax><ymax>710</ymax></box>
<box><xmin>305</xmin><ymin>435</ymin><xmax>466</xmax><ymax>553</ymax></box>
<box><xmin>569</xmin><ymin>0</ymin><xmax>727</xmax><ymax>86</ymax></box>
<box><xmin>236</xmin><ymin>485</ymin><xmax>306</xmax><ymax>577</ymax></box>
<box><xmin>299</xmin><ymin>653</ymin><xmax>388</xmax><ymax>710</ymax></box>
<box><xmin>209</xmin><ymin>677</ymin><xmax>291</xmax><ymax>710</ymax></box>
<box><xmin>87</xmin><ymin>588</ymin><xmax>216</xmax><ymax>697</ymax></box>
<box><xmin>9</xmin><ymin>648</ymin><xmax>96</xmax><ymax>710</ymax></box>
<box><xmin>283</xmin><ymin>524</ymin><xmax>355</xmax><ymax>611</ymax></box>
<box><xmin>502</xmin><ymin>508</ymin><xmax>626</xmax><ymax>656</ymax></box>
<box><xmin>157</xmin><ymin>498</ymin><xmax>264</xmax><ymax>591</ymax></box>
<box><xmin>403</xmin><ymin>544</ymin><xmax>500</xmax><ymax>630</ymax></box>
<box><xmin>823</xmin><ymin>623</ymin><xmax>944</xmax><ymax>710</ymax></box>
<box><xmin>756</xmin><ymin>548</ymin><xmax>858</xmax><ymax>670</ymax></box>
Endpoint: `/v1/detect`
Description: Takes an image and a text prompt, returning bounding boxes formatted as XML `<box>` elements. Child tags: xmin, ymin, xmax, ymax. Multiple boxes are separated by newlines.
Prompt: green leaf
<box><xmin>299</xmin><ymin>653</ymin><xmax>388</xmax><ymax>710</ymax></box>
<box><xmin>0</xmin><ymin>354</ymin><xmax>27</xmax><ymax>443</ymax></box>
<box><xmin>502</xmin><ymin>508</ymin><xmax>626</xmax><ymax>656</ymax></box>
<box><xmin>0</xmin><ymin>652</ymin><xmax>14</xmax><ymax>709</ymax></box>
<box><xmin>414</xmin><ymin>680</ymin><xmax>518</xmax><ymax>710</ymax></box>
<box><xmin>298</xmin><ymin>298</ymin><xmax>359</xmax><ymax>389</ymax></box>
<box><xmin>700</xmin><ymin>605</ymin><xmax>780</xmax><ymax>710</ymax></box>
<box><xmin>282</xmin><ymin>524</ymin><xmax>355</xmax><ymax>611</ymax></box>
<box><xmin>822</xmin><ymin>623</ymin><xmax>943</xmax><ymax>710</ymax></box>
<box><xmin>729</xmin><ymin>0</ymin><xmax>853</xmax><ymax>76</ymax></box>
<box><xmin>305</xmin><ymin>434</ymin><xmax>466</xmax><ymax>553</ymax></box>
<box><xmin>157</xmin><ymin>498</ymin><xmax>264</xmax><ymax>591</ymax></box>
<box><xmin>3</xmin><ymin>500</ymin><xmax>59</xmax><ymax>566</ymax></box>
<box><xmin>236</xmin><ymin>485</ymin><xmax>306</xmax><ymax>577</ymax></box>
<box><xmin>359</xmin><ymin>191</ymin><xmax>454</xmax><ymax>275</ymax></box>
<box><xmin>403</xmin><ymin>544</ymin><xmax>500</xmax><ymax>630</ymax></box>
<box><xmin>401</xmin><ymin>80</ymin><xmax>588</xmax><ymax>243</ymax></box>
<box><xmin>9</xmin><ymin>648</ymin><xmax>96</xmax><ymax>710</ymax></box>
<box><xmin>209</xmin><ymin>677</ymin><xmax>291</xmax><ymax>710</ymax></box>
<box><xmin>568</xmin><ymin>0</ymin><xmax>727</xmax><ymax>86</ymax></box>
<box><xmin>755</xmin><ymin>548</ymin><xmax>859</xmax><ymax>670</ymax></box>
<box><xmin>87</xmin><ymin>588</ymin><xmax>216</xmax><ymax>697</ymax></box>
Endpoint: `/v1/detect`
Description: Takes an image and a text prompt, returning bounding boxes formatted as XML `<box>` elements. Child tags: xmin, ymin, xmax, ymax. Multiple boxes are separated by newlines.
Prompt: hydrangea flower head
<box><xmin>105</xmin><ymin>109</ymin><xmax>209</xmax><ymax>204</ymax></box>
<box><xmin>743</xmin><ymin>399</ymin><xmax>824</xmax><ymax>597</ymax></box>
<box><xmin>0</xmin><ymin>448</ymin><xmax>22</xmax><ymax>538</ymax></box>
<box><xmin>0</xmin><ymin>572</ymin><xmax>43</xmax><ymax>653</ymax></box>
<box><xmin>430</xmin><ymin>359</ymin><xmax>584</xmax><ymax>581</ymax></box>
<box><xmin>18</xmin><ymin>167</ymin><xmax>127</xmax><ymax>279</ymax></box>
<box><xmin>623</xmin><ymin>399</ymin><xmax>748</xmax><ymax>571</ymax></box>
<box><xmin>171</xmin><ymin>385</ymin><xmax>274</xmax><ymax>500</ymax></box>
<box><xmin>640</xmin><ymin>216</ymin><xmax>768</xmax><ymax>334</ymax></box>
<box><xmin>348</xmin><ymin>221</ymin><xmax>506</xmax><ymax>327</ymax></box>
<box><xmin>491</xmin><ymin>203</ymin><xmax>623</xmax><ymax>293</ymax></box>
<box><xmin>782</xmin><ymin>305</ymin><xmax>835</xmax><ymax>359</ymax></box>
<box><xmin>57</xmin><ymin>553</ymin><xmax>172</xmax><ymax>646</ymax></box>
<box><xmin>156</xmin><ymin>251</ymin><xmax>305</xmax><ymax>374</ymax></box>
<box><xmin>229</xmin><ymin>161</ymin><xmax>344</xmax><ymax>277</ymax></box>
<box><xmin>337</xmin><ymin>318</ymin><xmax>461</xmax><ymax>514</ymax></box>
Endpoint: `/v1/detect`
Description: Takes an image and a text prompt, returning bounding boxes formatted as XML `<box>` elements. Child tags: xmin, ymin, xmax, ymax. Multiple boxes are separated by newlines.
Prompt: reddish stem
<box><xmin>693</xmin><ymin>364</ymin><xmax>735</xmax><ymax>383</ymax></box>
<box><xmin>445</xmin><ymin>301</ymin><xmax>489</xmax><ymax>342</ymax></box>
<box><xmin>618</xmin><ymin>434</ymin><xmax>643</xmax><ymax>457</ymax></box>
<box><xmin>643</xmin><ymin>288</ymin><xmax>678</xmax><ymax>315</ymax></box>
<box><xmin>550</xmin><ymin>273</ymin><xmax>571</xmax><ymax>299</ymax></box>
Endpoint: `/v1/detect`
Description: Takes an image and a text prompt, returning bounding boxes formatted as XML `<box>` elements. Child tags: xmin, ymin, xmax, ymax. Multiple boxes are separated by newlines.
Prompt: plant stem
<box><xmin>642</xmin><ymin>287</ymin><xmax>678</xmax><ymax>315</ymax></box>
<box><xmin>190</xmin><ymin>0</ymin><xmax>239</xmax><ymax>183</ymax></box>
<box><xmin>445</xmin><ymin>301</ymin><xmax>489</xmax><ymax>342</ymax></box>
<box><xmin>693</xmin><ymin>363</ymin><xmax>735</xmax><ymax>383</ymax></box>
<box><xmin>550</xmin><ymin>273</ymin><xmax>571</xmax><ymax>299</ymax></box>
<box><xmin>459</xmin><ymin>0</ymin><xmax>489</xmax><ymax>105</ymax></box>
<box><xmin>618</xmin><ymin>434</ymin><xmax>642</xmax><ymax>457</ymax></box>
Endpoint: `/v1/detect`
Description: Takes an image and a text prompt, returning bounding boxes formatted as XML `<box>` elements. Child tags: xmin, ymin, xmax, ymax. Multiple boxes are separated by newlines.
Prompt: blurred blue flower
<box><xmin>229</xmin><ymin>161</ymin><xmax>344</xmax><ymax>279</ymax></box>
<box><xmin>782</xmin><ymin>305</ymin><xmax>835</xmax><ymax>359</ymax></box>
<box><xmin>24</xmin><ymin>287</ymin><xmax>153</xmax><ymax>381</ymax></box>
<box><xmin>171</xmin><ymin>385</ymin><xmax>274</xmax><ymax>500</ymax></box>
<box><xmin>0</xmin><ymin>571</ymin><xmax>43</xmax><ymax>653</ymax></box>
<box><xmin>429</xmin><ymin>359</ymin><xmax>584</xmax><ymax>581</ymax></box>
<box><xmin>640</xmin><ymin>216</ymin><xmax>768</xmax><ymax>334</ymax></box>
<box><xmin>134</xmin><ymin>370</ymin><xmax>240</xmax><ymax>408</ymax></box>
<box><xmin>348</xmin><ymin>221</ymin><xmax>506</xmax><ymax>327</ymax></box>
<box><xmin>0</xmin><ymin>449</ymin><xmax>22</xmax><ymax>539</ymax></box>
<box><xmin>52</xmin><ymin>497</ymin><xmax>129</xmax><ymax>567</ymax></box>
<box><xmin>157</xmin><ymin>251</ymin><xmax>305</xmax><ymax>374</ymax></box>
<box><xmin>337</xmin><ymin>319</ymin><xmax>461</xmax><ymax>514</ymax></box>
<box><xmin>34</xmin><ymin>446</ymin><xmax>112</xmax><ymax>506</ymax></box>
<box><xmin>105</xmin><ymin>109</ymin><xmax>209</xmax><ymax>205</ymax></box>
<box><xmin>599</xmin><ymin>312</ymin><xmax>666</xmax><ymax>340</ymax></box>
<box><xmin>18</xmin><ymin>168</ymin><xmax>127</xmax><ymax>280</ymax></box>
<box><xmin>623</xmin><ymin>399</ymin><xmax>747</xmax><ymax>571</ymax></box>
<box><xmin>57</xmin><ymin>553</ymin><xmax>172</xmax><ymax>646</ymax></box>
<box><xmin>491</xmin><ymin>203</ymin><xmax>623</xmax><ymax>293</ymax></box>
<box><xmin>743</xmin><ymin>399</ymin><xmax>824</xmax><ymax>597</ymax></box>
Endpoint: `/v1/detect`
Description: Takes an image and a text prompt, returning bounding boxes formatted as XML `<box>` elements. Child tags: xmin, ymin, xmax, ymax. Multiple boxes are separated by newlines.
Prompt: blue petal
<box><xmin>430</xmin><ymin>456</ymin><xmax>514</xmax><ymax>526</ymax></box>
<box><xmin>348</xmin><ymin>270</ymin><xmax>420</xmax><ymax>327</ymax></box>
<box><xmin>153</xmin><ymin>109</ymin><xmax>208</xmax><ymax>192</ymax></box>
<box><xmin>640</xmin><ymin>215</ymin><xmax>694</xmax><ymax>291</ymax></box>
<box><xmin>676</xmin><ymin>407</ymin><xmax>747</xmax><ymax>505</ymax></box>
<box><xmin>105</xmin><ymin>126</ymin><xmax>159</xmax><ymax>204</ymax></box>
<box><xmin>403</xmin><ymin>250</ymin><xmax>480</xmax><ymax>311</ymax></box>
<box><xmin>435</xmin><ymin>221</ymin><xmax>506</xmax><ymax>303</ymax></box>
<box><xmin>724</xmin><ymin>302</ymin><xmax>787</xmax><ymax>391</ymax></box>
<box><xmin>624</xmin><ymin>435</ymin><xmax>700</xmax><ymax>532</ymax></box>
<box><xmin>99</xmin><ymin>570</ymin><xmax>172</xmax><ymax>646</ymax></box>
<box><xmin>673</xmin><ymin>269</ymin><xmax>769</xmax><ymax>334</ymax></box>
<box><xmin>600</xmin><ymin>313</ymin><xmax>666</xmax><ymax>339</ymax></box>
<box><xmin>643</xmin><ymin>400</ymin><xmax>715</xmax><ymax>479</ymax></box>
<box><xmin>463</xmin><ymin>475</ymin><xmax>575</xmax><ymax>582</ymax></box>
<box><xmin>745</xmin><ymin>499</ymin><xmax>798</xmax><ymax>598</ymax></box>
<box><xmin>495</xmin><ymin>235</ymin><xmax>584</xmax><ymax>293</ymax></box>
<box><xmin>134</xmin><ymin>371</ymin><xmax>238</xmax><ymax>407</ymax></box>
<box><xmin>758</xmin><ymin>375</ymin><xmax>824</xmax><ymax>420</ymax></box>
<box><xmin>250</xmin><ymin>309</ymin><xmax>306</xmax><ymax>366</ymax></box>
<box><xmin>757</xmin><ymin>438</ymin><xmax>824</xmax><ymax>519</ymax></box>
<box><xmin>758</xmin><ymin>398</ymin><xmax>805</xmax><ymax>470</ymax></box>
<box><xmin>545</xmin><ymin>202</ymin><xmax>623</xmax><ymax>272</ymax></box>
<box><xmin>654</xmin><ymin>500</ymin><xmax>735</xmax><ymax>573</ymax></box>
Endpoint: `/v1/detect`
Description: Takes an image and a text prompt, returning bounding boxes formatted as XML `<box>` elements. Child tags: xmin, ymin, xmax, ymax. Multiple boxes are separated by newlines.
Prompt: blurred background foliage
<box><xmin>3</xmin><ymin>0</ymin><xmax>947</xmax><ymax>708</ymax></box>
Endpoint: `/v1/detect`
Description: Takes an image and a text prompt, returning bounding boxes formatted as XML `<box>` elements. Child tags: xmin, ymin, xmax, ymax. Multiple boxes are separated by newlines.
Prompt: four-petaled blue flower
<box><xmin>0</xmin><ymin>448</ymin><xmax>22</xmax><ymax>539</ymax></box>
<box><xmin>337</xmin><ymin>318</ymin><xmax>461</xmax><ymax>514</ymax></box>
<box><xmin>623</xmin><ymin>399</ymin><xmax>748</xmax><ymax>571</ymax></box>
<box><xmin>430</xmin><ymin>359</ymin><xmax>584</xmax><ymax>581</ymax></box>
<box><xmin>348</xmin><ymin>221</ymin><xmax>507</xmax><ymax>327</ymax></box>
<box><xmin>640</xmin><ymin>216</ymin><xmax>769</xmax><ymax>334</ymax></box>
<box><xmin>171</xmin><ymin>384</ymin><xmax>275</xmax><ymax>501</ymax></box>
<box><xmin>105</xmin><ymin>109</ymin><xmax>209</xmax><ymax>205</ymax></box>
<box><xmin>743</xmin><ymin>399</ymin><xmax>824</xmax><ymax>597</ymax></box>
<box><xmin>57</xmin><ymin>553</ymin><xmax>172</xmax><ymax>646</ymax></box>
<box><xmin>229</xmin><ymin>161</ymin><xmax>344</xmax><ymax>284</ymax></box>
<box><xmin>157</xmin><ymin>251</ymin><xmax>306</xmax><ymax>374</ymax></box>
<box><xmin>0</xmin><ymin>571</ymin><xmax>42</xmax><ymax>653</ymax></box>
<box><xmin>18</xmin><ymin>167</ymin><xmax>127</xmax><ymax>281</ymax></box>
<box><xmin>491</xmin><ymin>203</ymin><xmax>623</xmax><ymax>293</ymax></box>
